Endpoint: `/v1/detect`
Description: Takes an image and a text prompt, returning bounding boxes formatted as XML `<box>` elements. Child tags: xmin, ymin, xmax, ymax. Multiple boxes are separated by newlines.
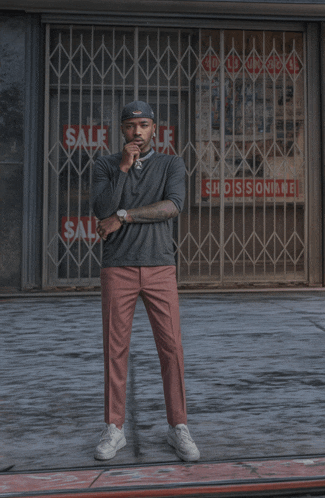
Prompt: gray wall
<box><xmin>0</xmin><ymin>14</ymin><xmax>26</xmax><ymax>290</ymax></box>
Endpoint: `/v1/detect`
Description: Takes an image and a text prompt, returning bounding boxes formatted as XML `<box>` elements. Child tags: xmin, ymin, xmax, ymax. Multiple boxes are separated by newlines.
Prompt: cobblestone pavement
<box><xmin>1</xmin><ymin>292</ymin><xmax>325</xmax><ymax>472</ymax></box>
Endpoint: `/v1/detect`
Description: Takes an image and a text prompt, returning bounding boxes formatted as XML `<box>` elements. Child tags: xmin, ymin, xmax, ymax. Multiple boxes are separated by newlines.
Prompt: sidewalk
<box><xmin>1</xmin><ymin>292</ymin><xmax>325</xmax><ymax>473</ymax></box>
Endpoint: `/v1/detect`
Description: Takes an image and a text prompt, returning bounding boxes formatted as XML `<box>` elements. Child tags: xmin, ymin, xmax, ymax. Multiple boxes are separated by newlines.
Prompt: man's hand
<box><xmin>97</xmin><ymin>214</ymin><xmax>122</xmax><ymax>240</ymax></box>
<box><xmin>120</xmin><ymin>142</ymin><xmax>141</xmax><ymax>173</ymax></box>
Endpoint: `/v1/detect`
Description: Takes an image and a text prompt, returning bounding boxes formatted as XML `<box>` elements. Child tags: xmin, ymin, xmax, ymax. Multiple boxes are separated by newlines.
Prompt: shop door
<box><xmin>43</xmin><ymin>25</ymin><xmax>306</xmax><ymax>287</ymax></box>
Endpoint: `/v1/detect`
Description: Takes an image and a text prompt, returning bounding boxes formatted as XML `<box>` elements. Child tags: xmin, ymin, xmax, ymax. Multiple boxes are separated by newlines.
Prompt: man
<box><xmin>92</xmin><ymin>100</ymin><xmax>199</xmax><ymax>462</ymax></box>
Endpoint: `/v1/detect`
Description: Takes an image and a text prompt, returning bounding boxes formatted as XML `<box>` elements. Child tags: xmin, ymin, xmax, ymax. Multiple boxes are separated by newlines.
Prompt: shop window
<box><xmin>43</xmin><ymin>26</ymin><xmax>306</xmax><ymax>287</ymax></box>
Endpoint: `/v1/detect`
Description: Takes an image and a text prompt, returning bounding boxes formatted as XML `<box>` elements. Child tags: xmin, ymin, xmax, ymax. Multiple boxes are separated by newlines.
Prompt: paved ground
<box><xmin>1</xmin><ymin>292</ymin><xmax>325</xmax><ymax>472</ymax></box>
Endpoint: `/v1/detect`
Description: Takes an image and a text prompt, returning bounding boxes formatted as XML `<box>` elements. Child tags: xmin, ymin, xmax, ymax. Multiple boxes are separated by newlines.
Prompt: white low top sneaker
<box><xmin>94</xmin><ymin>423</ymin><xmax>126</xmax><ymax>460</ymax></box>
<box><xmin>167</xmin><ymin>424</ymin><xmax>200</xmax><ymax>462</ymax></box>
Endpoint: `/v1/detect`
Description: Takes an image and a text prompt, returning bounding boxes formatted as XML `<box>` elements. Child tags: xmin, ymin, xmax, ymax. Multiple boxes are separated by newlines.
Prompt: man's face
<box><xmin>121</xmin><ymin>118</ymin><xmax>156</xmax><ymax>153</ymax></box>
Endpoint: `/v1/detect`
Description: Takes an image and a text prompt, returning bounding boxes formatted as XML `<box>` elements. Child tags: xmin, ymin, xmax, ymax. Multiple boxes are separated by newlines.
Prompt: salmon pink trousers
<box><xmin>100</xmin><ymin>265</ymin><xmax>187</xmax><ymax>429</ymax></box>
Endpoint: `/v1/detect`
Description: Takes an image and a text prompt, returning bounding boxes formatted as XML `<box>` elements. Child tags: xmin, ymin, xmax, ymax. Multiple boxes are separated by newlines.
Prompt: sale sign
<box><xmin>200</xmin><ymin>54</ymin><xmax>300</xmax><ymax>76</ymax></box>
<box><xmin>244</xmin><ymin>54</ymin><xmax>300</xmax><ymax>75</ymax></box>
<box><xmin>225</xmin><ymin>55</ymin><xmax>241</xmax><ymax>73</ymax></box>
<box><xmin>265</xmin><ymin>55</ymin><xmax>283</xmax><ymax>74</ymax></box>
<box><xmin>245</xmin><ymin>56</ymin><xmax>263</xmax><ymax>74</ymax></box>
<box><xmin>202</xmin><ymin>54</ymin><xmax>220</xmax><ymax>73</ymax></box>
<box><xmin>63</xmin><ymin>125</ymin><xmax>109</xmax><ymax>150</ymax></box>
<box><xmin>61</xmin><ymin>216</ymin><xmax>100</xmax><ymax>243</ymax></box>
<box><xmin>286</xmin><ymin>55</ymin><xmax>300</xmax><ymax>75</ymax></box>
<box><xmin>153</xmin><ymin>126</ymin><xmax>175</xmax><ymax>155</ymax></box>
<box><xmin>202</xmin><ymin>179</ymin><xmax>299</xmax><ymax>198</ymax></box>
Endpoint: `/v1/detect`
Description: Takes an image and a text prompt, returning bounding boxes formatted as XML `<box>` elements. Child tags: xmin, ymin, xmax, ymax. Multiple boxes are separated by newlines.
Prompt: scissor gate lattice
<box><xmin>43</xmin><ymin>25</ymin><xmax>307</xmax><ymax>287</ymax></box>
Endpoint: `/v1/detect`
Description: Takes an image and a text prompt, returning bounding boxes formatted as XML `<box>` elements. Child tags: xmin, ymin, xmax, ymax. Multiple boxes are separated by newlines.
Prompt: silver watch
<box><xmin>117</xmin><ymin>209</ymin><xmax>127</xmax><ymax>224</ymax></box>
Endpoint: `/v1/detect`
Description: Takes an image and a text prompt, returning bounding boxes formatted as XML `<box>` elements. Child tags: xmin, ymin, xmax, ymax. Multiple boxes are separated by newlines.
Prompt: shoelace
<box><xmin>175</xmin><ymin>426</ymin><xmax>194</xmax><ymax>443</ymax></box>
<box><xmin>101</xmin><ymin>426</ymin><xmax>119</xmax><ymax>442</ymax></box>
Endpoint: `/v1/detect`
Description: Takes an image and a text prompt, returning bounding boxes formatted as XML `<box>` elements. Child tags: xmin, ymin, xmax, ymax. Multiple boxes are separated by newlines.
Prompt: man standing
<box><xmin>92</xmin><ymin>101</ymin><xmax>199</xmax><ymax>462</ymax></box>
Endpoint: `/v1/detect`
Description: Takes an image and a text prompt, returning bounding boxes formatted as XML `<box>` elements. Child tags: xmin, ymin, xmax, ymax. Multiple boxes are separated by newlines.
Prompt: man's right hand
<box><xmin>119</xmin><ymin>142</ymin><xmax>141</xmax><ymax>173</ymax></box>
<box><xmin>97</xmin><ymin>214</ymin><xmax>122</xmax><ymax>240</ymax></box>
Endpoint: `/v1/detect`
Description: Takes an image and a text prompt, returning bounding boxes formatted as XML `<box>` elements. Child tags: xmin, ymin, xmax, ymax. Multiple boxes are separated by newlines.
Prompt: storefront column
<box><xmin>321</xmin><ymin>22</ymin><xmax>325</xmax><ymax>286</ymax></box>
<box><xmin>22</xmin><ymin>15</ymin><xmax>44</xmax><ymax>290</ymax></box>
<box><xmin>307</xmin><ymin>23</ymin><xmax>322</xmax><ymax>285</ymax></box>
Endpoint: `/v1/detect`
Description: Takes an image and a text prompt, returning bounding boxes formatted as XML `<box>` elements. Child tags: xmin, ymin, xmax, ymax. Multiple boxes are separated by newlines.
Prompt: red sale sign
<box><xmin>225</xmin><ymin>55</ymin><xmax>241</xmax><ymax>73</ymax></box>
<box><xmin>63</xmin><ymin>125</ymin><xmax>109</xmax><ymax>150</ymax></box>
<box><xmin>265</xmin><ymin>55</ymin><xmax>283</xmax><ymax>74</ymax></box>
<box><xmin>245</xmin><ymin>56</ymin><xmax>263</xmax><ymax>74</ymax></box>
<box><xmin>61</xmin><ymin>216</ymin><xmax>100</xmax><ymax>243</ymax></box>
<box><xmin>202</xmin><ymin>55</ymin><xmax>220</xmax><ymax>73</ymax></box>
<box><xmin>244</xmin><ymin>55</ymin><xmax>300</xmax><ymax>75</ymax></box>
<box><xmin>286</xmin><ymin>55</ymin><xmax>300</xmax><ymax>74</ymax></box>
<box><xmin>153</xmin><ymin>126</ymin><xmax>175</xmax><ymax>155</ymax></box>
<box><xmin>200</xmin><ymin>54</ymin><xmax>300</xmax><ymax>76</ymax></box>
<box><xmin>202</xmin><ymin>179</ymin><xmax>299</xmax><ymax>198</ymax></box>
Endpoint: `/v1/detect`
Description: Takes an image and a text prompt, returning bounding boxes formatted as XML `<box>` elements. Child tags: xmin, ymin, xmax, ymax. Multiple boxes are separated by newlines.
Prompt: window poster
<box><xmin>195</xmin><ymin>32</ymin><xmax>305</xmax><ymax>205</ymax></box>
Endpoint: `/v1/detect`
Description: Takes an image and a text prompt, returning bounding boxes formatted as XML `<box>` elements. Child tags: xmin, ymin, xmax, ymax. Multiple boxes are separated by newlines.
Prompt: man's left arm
<box><xmin>97</xmin><ymin>199</ymin><xmax>180</xmax><ymax>240</ymax></box>
<box><xmin>97</xmin><ymin>157</ymin><xmax>185</xmax><ymax>240</ymax></box>
<box><xmin>126</xmin><ymin>199</ymin><xmax>178</xmax><ymax>223</ymax></box>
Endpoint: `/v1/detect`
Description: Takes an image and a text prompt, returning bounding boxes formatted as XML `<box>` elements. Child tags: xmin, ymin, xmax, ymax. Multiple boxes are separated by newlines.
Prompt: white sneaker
<box><xmin>94</xmin><ymin>424</ymin><xmax>126</xmax><ymax>460</ymax></box>
<box><xmin>167</xmin><ymin>424</ymin><xmax>200</xmax><ymax>462</ymax></box>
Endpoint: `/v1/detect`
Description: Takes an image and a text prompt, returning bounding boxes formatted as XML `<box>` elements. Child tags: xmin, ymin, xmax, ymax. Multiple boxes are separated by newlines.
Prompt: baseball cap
<box><xmin>121</xmin><ymin>100</ymin><xmax>155</xmax><ymax>122</ymax></box>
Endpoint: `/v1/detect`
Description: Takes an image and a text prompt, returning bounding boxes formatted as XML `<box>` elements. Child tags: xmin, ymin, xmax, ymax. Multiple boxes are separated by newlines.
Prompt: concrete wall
<box><xmin>0</xmin><ymin>14</ymin><xmax>26</xmax><ymax>290</ymax></box>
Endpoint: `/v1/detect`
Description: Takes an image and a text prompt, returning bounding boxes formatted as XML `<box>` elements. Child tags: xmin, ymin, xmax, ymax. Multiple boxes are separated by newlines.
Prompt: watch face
<box><xmin>117</xmin><ymin>209</ymin><xmax>127</xmax><ymax>218</ymax></box>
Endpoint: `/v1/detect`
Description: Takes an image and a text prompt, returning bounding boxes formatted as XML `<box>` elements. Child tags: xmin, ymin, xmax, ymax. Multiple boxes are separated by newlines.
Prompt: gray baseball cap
<box><xmin>121</xmin><ymin>100</ymin><xmax>155</xmax><ymax>122</ymax></box>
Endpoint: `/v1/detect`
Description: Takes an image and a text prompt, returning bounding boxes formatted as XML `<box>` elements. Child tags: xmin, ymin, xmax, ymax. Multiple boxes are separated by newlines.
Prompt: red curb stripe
<box><xmin>11</xmin><ymin>478</ymin><xmax>325</xmax><ymax>498</ymax></box>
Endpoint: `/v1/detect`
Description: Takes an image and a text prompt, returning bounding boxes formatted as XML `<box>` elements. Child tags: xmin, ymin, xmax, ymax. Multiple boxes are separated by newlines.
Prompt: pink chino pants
<box><xmin>100</xmin><ymin>265</ymin><xmax>187</xmax><ymax>429</ymax></box>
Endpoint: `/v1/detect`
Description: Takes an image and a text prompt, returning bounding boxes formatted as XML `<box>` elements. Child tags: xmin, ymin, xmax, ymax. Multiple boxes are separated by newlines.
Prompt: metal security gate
<box><xmin>43</xmin><ymin>24</ymin><xmax>307</xmax><ymax>288</ymax></box>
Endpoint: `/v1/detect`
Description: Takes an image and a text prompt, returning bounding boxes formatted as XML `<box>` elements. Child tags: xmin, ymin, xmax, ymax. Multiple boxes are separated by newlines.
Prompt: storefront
<box><xmin>0</xmin><ymin>1</ymin><xmax>324</xmax><ymax>292</ymax></box>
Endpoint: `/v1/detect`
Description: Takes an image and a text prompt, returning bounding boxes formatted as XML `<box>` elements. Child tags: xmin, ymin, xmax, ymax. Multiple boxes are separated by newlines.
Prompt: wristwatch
<box><xmin>117</xmin><ymin>209</ymin><xmax>128</xmax><ymax>224</ymax></box>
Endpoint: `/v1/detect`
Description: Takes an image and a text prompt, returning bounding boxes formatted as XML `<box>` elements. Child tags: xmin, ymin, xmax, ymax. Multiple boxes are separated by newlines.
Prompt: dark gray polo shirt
<box><xmin>91</xmin><ymin>150</ymin><xmax>185</xmax><ymax>268</ymax></box>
